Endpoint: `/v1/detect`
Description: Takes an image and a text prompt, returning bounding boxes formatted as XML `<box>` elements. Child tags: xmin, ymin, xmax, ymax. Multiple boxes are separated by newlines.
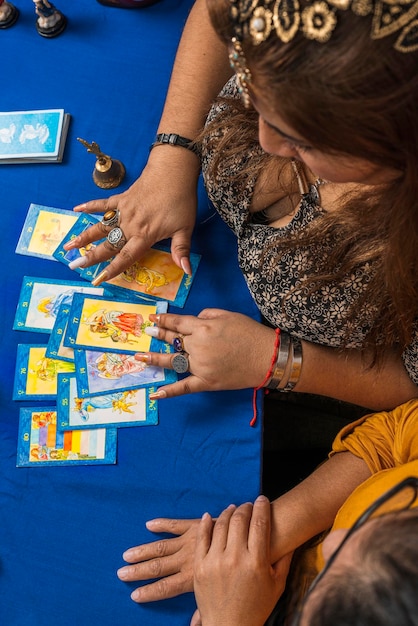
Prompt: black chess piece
<box><xmin>33</xmin><ymin>0</ymin><xmax>67</xmax><ymax>38</ymax></box>
<box><xmin>0</xmin><ymin>0</ymin><xmax>19</xmax><ymax>29</ymax></box>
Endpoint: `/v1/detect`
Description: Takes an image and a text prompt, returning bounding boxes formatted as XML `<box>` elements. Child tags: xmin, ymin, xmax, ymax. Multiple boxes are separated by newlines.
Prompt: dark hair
<box><xmin>206</xmin><ymin>0</ymin><xmax>418</xmax><ymax>362</ymax></box>
<box><xmin>304</xmin><ymin>511</ymin><xmax>418</xmax><ymax>625</ymax></box>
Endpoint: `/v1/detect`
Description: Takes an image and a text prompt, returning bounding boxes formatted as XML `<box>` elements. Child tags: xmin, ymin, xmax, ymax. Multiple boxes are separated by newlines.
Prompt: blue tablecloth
<box><xmin>0</xmin><ymin>2</ymin><xmax>262</xmax><ymax>625</ymax></box>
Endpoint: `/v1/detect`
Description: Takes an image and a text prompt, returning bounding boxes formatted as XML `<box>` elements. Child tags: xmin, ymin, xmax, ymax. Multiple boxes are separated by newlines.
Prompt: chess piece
<box><xmin>96</xmin><ymin>0</ymin><xmax>162</xmax><ymax>8</ymax></box>
<box><xmin>0</xmin><ymin>0</ymin><xmax>19</xmax><ymax>28</ymax></box>
<box><xmin>33</xmin><ymin>0</ymin><xmax>67</xmax><ymax>38</ymax></box>
<box><xmin>77</xmin><ymin>138</ymin><xmax>126</xmax><ymax>189</ymax></box>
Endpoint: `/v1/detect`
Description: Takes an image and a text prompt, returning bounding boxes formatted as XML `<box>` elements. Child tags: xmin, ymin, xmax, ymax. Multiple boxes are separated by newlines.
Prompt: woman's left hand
<box><xmin>141</xmin><ymin>309</ymin><xmax>278</xmax><ymax>397</ymax></box>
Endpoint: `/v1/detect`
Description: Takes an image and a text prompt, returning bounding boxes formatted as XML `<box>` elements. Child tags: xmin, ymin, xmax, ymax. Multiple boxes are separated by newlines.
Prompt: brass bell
<box><xmin>77</xmin><ymin>137</ymin><xmax>126</xmax><ymax>189</ymax></box>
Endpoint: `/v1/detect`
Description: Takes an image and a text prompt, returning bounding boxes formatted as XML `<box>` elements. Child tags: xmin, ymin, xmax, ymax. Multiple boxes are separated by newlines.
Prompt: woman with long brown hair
<box><xmin>68</xmin><ymin>0</ymin><xmax>418</xmax><ymax>413</ymax></box>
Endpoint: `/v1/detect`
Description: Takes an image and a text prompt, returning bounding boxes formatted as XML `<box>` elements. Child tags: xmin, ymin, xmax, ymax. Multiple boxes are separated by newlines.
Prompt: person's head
<box><xmin>206</xmin><ymin>0</ymin><xmax>418</xmax><ymax>356</ymax></box>
<box><xmin>293</xmin><ymin>477</ymin><xmax>418</xmax><ymax>625</ymax></box>
<box><xmin>207</xmin><ymin>0</ymin><xmax>418</xmax><ymax>185</ymax></box>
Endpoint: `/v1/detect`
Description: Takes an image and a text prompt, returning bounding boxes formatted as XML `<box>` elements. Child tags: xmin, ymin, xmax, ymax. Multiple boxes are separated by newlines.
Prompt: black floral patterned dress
<box><xmin>201</xmin><ymin>77</ymin><xmax>418</xmax><ymax>385</ymax></box>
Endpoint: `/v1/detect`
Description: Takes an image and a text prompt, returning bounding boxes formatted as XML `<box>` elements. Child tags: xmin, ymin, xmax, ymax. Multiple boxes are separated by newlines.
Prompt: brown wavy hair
<box><xmin>205</xmin><ymin>0</ymin><xmax>418</xmax><ymax>362</ymax></box>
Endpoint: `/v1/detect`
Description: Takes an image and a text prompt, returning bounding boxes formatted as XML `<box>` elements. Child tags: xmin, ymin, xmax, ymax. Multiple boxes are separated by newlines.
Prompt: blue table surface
<box><xmin>0</xmin><ymin>1</ymin><xmax>262</xmax><ymax>625</ymax></box>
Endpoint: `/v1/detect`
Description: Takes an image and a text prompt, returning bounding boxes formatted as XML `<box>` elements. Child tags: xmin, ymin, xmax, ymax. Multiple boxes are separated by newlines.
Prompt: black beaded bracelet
<box><xmin>150</xmin><ymin>133</ymin><xmax>199</xmax><ymax>155</ymax></box>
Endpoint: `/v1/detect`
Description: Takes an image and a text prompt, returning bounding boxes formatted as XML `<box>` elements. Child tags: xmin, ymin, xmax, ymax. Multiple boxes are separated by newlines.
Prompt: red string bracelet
<box><xmin>250</xmin><ymin>328</ymin><xmax>281</xmax><ymax>427</ymax></box>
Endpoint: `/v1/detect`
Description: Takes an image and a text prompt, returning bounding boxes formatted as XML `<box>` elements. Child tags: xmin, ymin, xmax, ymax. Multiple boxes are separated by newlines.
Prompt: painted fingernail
<box><xmin>145</xmin><ymin>326</ymin><xmax>159</xmax><ymax>338</ymax></box>
<box><xmin>63</xmin><ymin>238</ymin><xmax>79</xmax><ymax>250</ymax></box>
<box><xmin>180</xmin><ymin>257</ymin><xmax>192</xmax><ymax>276</ymax></box>
<box><xmin>92</xmin><ymin>270</ymin><xmax>109</xmax><ymax>286</ymax></box>
<box><xmin>135</xmin><ymin>353</ymin><xmax>151</xmax><ymax>363</ymax></box>
<box><xmin>69</xmin><ymin>256</ymin><xmax>88</xmax><ymax>270</ymax></box>
<box><xmin>149</xmin><ymin>390</ymin><xmax>167</xmax><ymax>399</ymax></box>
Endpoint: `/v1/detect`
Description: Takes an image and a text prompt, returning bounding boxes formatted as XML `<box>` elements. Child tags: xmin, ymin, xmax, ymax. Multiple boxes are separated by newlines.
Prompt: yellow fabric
<box><xmin>315</xmin><ymin>398</ymin><xmax>418</xmax><ymax>570</ymax></box>
<box><xmin>285</xmin><ymin>399</ymin><xmax>418</xmax><ymax>621</ymax></box>
<box><xmin>330</xmin><ymin>398</ymin><xmax>418</xmax><ymax>473</ymax></box>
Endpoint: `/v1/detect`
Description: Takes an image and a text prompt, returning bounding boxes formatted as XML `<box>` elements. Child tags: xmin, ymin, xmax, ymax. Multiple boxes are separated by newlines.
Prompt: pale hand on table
<box><xmin>117</xmin><ymin>518</ymin><xmax>201</xmax><ymax>602</ymax></box>
<box><xmin>191</xmin><ymin>498</ymin><xmax>292</xmax><ymax>626</ymax></box>
<box><xmin>116</xmin><ymin>499</ymin><xmax>292</xmax><ymax>613</ymax></box>
<box><xmin>142</xmin><ymin>310</ymin><xmax>278</xmax><ymax>397</ymax></box>
<box><xmin>64</xmin><ymin>148</ymin><xmax>199</xmax><ymax>280</ymax></box>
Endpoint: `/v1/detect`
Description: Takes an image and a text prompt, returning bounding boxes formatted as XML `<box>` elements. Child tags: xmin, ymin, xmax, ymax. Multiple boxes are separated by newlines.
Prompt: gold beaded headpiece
<box><xmin>229</xmin><ymin>0</ymin><xmax>418</xmax><ymax>106</ymax></box>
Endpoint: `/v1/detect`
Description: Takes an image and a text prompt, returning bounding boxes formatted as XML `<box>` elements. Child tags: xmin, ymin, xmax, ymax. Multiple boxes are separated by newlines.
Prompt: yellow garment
<box><xmin>330</xmin><ymin>398</ymin><xmax>418</xmax><ymax>473</ymax></box>
<box><xmin>317</xmin><ymin>398</ymin><xmax>418</xmax><ymax>570</ymax></box>
<box><xmin>284</xmin><ymin>400</ymin><xmax>418</xmax><ymax>623</ymax></box>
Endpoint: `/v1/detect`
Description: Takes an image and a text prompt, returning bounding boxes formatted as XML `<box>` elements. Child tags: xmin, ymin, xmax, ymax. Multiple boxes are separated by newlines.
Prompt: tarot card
<box><xmin>13</xmin><ymin>276</ymin><xmax>104</xmax><ymax>334</ymax></box>
<box><xmin>52</xmin><ymin>212</ymin><xmax>200</xmax><ymax>306</ymax></box>
<box><xmin>13</xmin><ymin>344</ymin><xmax>75</xmax><ymax>401</ymax></box>
<box><xmin>0</xmin><ymin>109</ymin><xmax>70</xmax><ymax>163</ymax></box>
<box><xmin>88</xmin><ymin>246</ymin><xmax>201</xmax><ymax>308</ymax></box>
<box><xmin>45</xmin><ymin>301</ymin><xmax>76</xmax><ymax>362</ymax></box>
<box><xmin>57</xmin><ymin>374</ymin><xmax>158</xmax><ymax>430</ymax></box>
<box><xmin>17</xmin><ymin>407</ymin><xmax>117</xmax><ymax>467</ymax></box>
<box><xmin>73</xmin><ymin>346</ymin><xmax>176</xmax><ymax>397</ymax></box>
<box><xmin>15</xmin><ymin>204</ymin><xmax>79</xmax><ymax>260</ymax></box>
<box><xmin>64</xmin><ymin>294</ymin><xmax>166</xmax><ymax>355</ymax></box>
<box><xmin>53</xmin><ymin>213</ymin><xmax>107</xmax><ymax>279</ymax></box>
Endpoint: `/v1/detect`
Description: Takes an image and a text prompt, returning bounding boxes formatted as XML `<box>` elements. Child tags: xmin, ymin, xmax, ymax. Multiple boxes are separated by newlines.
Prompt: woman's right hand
<box><xmin>192</xmin><ymin>497</ymin><xmax>292</xmax><ymax>626</ymax></box>
<box><xmin>64</xmin><ymin>146</ymin><xmax>200</xmax><ymax>282</ymax></box>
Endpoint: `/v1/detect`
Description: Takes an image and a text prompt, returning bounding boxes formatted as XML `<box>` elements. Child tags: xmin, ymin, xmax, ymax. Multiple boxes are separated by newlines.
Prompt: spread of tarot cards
<box><xmin>12</xmin><ymin>203</ymin><xmax>201</xmax><ymax>467</ymax></box>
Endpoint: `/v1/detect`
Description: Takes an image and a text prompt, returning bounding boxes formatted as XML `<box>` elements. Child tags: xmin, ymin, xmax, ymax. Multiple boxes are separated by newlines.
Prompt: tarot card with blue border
<box><xmin>53</xmin><ymin>213</ymin><xmax>108</xmax><ymax>280</ymax></box>
<box><xmin>73</xmin><ymin>344</ymin><xmax>176</xmax><ymax>397</ymax></box>
<box><xmin>64</xmin><ymin>294</ymin><xmax>167</xmax><ymax>355</ymax></box>
<box><xmin>91</xmin><ymin>245</ymin><xmax>201</xmax><ymax>308</ymax></box>
<box><xmin>13</xmin><ymin>276</ymin><xmax>105</xmax><ymax>334</ymax></box>
<box><xmin>15</xmin><ymin>204</ymin><xmax>79</xmax><ymax>261</ymax></box>
<box><xmin>17</xmin><ymin>407</ymin><xmax>117</xmax><ymax>467</ymax></box>
<box><xmin>57</xmin><ymin>374</ymin><xmax>158</xmax><ymax>430</ymax></box>
<box><xmin>13</xmin><ymin>344</ymin><xmax>75</xmax><ymax>401</ymax></box>
<box><xmin>45</xmin><ymin>301</ymin><xmax>76</xmax><ymax>362</ymax></box>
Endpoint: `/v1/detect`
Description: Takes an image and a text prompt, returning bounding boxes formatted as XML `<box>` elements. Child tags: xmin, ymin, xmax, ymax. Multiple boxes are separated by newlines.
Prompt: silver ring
<box><xmin>101</xmin><ymin>209</ymin><xmax>120</xmax><ymax>228</ymax></box>
<box><xmin>107</xmin><ymin>227</ymin><xmax>127</xmax><ymax>251</ymax></box>
<box><xmin>171</xmin><ymin>352</ymin><xmax>189</xmax><ymax>374</ymax></box>
<box><xmin>173</xmin><ymin>335</ymin><xmax>185</xmax><ymax>353</ymax></box>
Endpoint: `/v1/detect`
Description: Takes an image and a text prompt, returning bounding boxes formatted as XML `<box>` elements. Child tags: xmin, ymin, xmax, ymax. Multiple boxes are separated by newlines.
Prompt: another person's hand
<box><xmin>64</xmin><ymin>148</ymin><xmax>200</xmax><ymax>282</ymax></box>
<box><xmin>117</xmin><ymin>517</ymin><xmax>201</xmax><ymax>602</ymax></box>
<box><xmin>191</xmin><ymin>497</ymin><xmax>292</xmax><ymax>626</ymax></box>
<box><xmin>140</xmin><ymin>309</ymin><xmax>278</xmax><ymax>398</ymax></box>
